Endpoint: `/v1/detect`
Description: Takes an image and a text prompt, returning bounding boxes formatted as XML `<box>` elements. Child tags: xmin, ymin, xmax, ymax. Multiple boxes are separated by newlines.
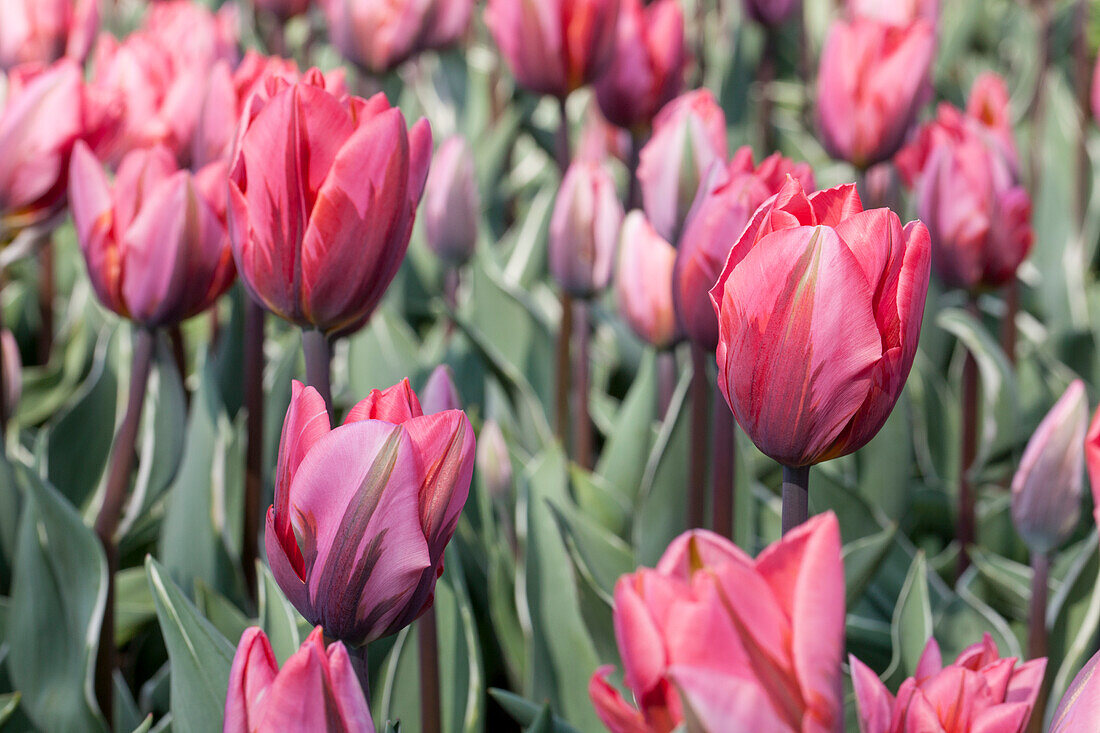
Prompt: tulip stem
<box><xmin>572</xmin><ymin>300</ymin><xmax>593</xmax><ymax>470</ymax></box>
<box><xmin>1027</xmin><ymin>551</ymin><xmax>1051</xmax><ymax>733</ymax></box>
<box><xmin>418</xmin><ymin>606</ymin><xmax>442</xmax><ymax>733</ymax></box>
<box><xmin>347</xmin><ymin>643</ymin><xmax>371</xmax><ymax>707</ymax></box>
<box><xmin>627</xmin><ymin>131</ymin><xmax>643</xmax><ymax>211</ymax></box>
<box><xmin>956</xmin><ymin>304</ymin><xmax>981</xmax><ymax>579</ymax></box>
<box><xmin>37</xmin><ymin>234</ymin><xmax>53</xmax><ymax>366</ymax></box>
<box><xmin>781</xmin><ymin>465</ymin><xmax>810</xmax><ymax>535</ymax></box>
<box><xmin>657</xmin><ymin>351</ymin><xmax>676</xmax><ymax>418</ymax></box>
<box><xmin>242</xmin><ymin>300</ymin><xmax>265</xmax><ymax>606</ymax></box>
<box><xmin>555</xmin><ymin>96</ymin><xmax>571</xmax><ymax>176</ymax></box>
<box><xmin>555</xmin><ymin>293</ymin><xmax>573</xmax><ymax>449</ymax></box>
<box><xmin>1002</xmin><ymin>280</ymin><xmax>1018</xmax><ymax>366</ymax></box>
<box><xmin>94</xmin><ymin>326</ymin><xmax>156</xmax><ymax>727</ymax></box>
<box><xmin>712</xmin><ymin>388</ymin><xmax>735</xmax><ymax>539</ymax></box>
<box><xmin>688</xmin><ymin>345</ymin><xmax>710</xmax><ymax>530</ymax></box>
<box><xmin>303</xmin><ymin>328</ymin><xmax>333</xmax><ymax>413</ymax></box>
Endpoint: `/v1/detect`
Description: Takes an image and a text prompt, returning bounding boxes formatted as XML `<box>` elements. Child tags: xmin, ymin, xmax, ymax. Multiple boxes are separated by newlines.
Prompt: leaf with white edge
<box><xmin>887</xmin><ymin>552</ymin><xmax>934</xmax><ymax>681</ymax></box>
<box><xmin>257</xmin><ymin>562</ymin><xmax>302</xmax><ymax>666</ymax></box>
<box><xmin>595</xmin><ymin>348</ymin><xmax>658</xmax><ymax>506</ymax></box>
<box><xmin>0</xmin><ymin>692</ymin><xmax>21</xmax><ymax>727</ymax></box>
<box><xmin>487</xmin><ymin>689</ymin><xmax>583</xmax><ymax>733</ymax></box>
<box><xmin>843</xmin><ymin>524</ymin><xmax>898</xmax><ymax>608</ymax></box>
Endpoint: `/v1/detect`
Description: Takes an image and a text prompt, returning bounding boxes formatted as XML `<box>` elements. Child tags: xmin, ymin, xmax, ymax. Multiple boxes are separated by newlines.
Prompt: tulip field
<box><xmin>7</xmin><ymin>0</ymin><xmax>1100</xmax><ymax>730</ymax></box>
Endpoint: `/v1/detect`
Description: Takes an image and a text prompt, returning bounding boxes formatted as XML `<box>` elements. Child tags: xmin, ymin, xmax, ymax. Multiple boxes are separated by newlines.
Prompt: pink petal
<box><xmin>225</xmin><ymin>627</ymin><xmax>279</xmax><ymax>733</ymax></box>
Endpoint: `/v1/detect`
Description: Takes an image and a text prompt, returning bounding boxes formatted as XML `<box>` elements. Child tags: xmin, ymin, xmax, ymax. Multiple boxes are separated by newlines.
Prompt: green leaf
<box><xmin>115</xmin><ymin>566</ymin><xmax>156</xmax><ymax>645</ymax></box>
<box><xmin>257</xmin><ymin>562</ymin><xmax>303</xmax><ymax>666</ymax></box>
<box><xmin>194</xmin><ymin>580</ymin><xmax>251</xmax><ymax>645</ymax></box>
<box><xmin>526</xmin><ymin>704</ymin><xmax>553</xmax><ymax>733</ymax></box>
<box><xmin>888</xmin><ymin>552</ymin><xmax>934</xmax><ymax>680</ymax></box>
<box><xmin>346</xmin><ymin>307</ymin><xmax>423</xmax><ymax>396</ymax></box>
<box><xmin>843</xmin><ymin>524</ymin><xmax>898</xmax><ymax>608</ymax></box>
<box><xmin>594</xmin><ymin>349</ymin><xmax>658</xmax><ymax>504</ymax></box>
<box><xmin>549</xmin><ymin>499</ymin><xmax>635</xmax><ymax>604</ymax></box>
<box><xmin>0</xmin><ymin>692</ymin><xmax>21</xmax><ymax>727</ymax></box>
<box><xmin>1049</xmin><ymin>534</ymin><xmax>1100</xmax><ymax>713</ymax></box>
<box><xmin>487</xmin><ymin>689</ymin><xmax>583</xmax><ymax>733</ymax></box>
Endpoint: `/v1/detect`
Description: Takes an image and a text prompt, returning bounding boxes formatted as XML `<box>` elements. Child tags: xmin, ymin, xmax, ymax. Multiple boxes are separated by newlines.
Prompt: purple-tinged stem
<box><xmin>37</xmin><ymin>234</ymin><xmax>53</xmax><ymax>365</ymax></box>
<box><xmin>418</xmin><ymin>607</ymin><xmax>441</xmax><ymax>733</ymax></box>
<box><xmin>242</xmin><ymin>300</ymin><xmax>265</xmax><ymax>605</ymax></box>
<box><xmin>302</xmin><ymin>328</ymin><xmax>333</xmax><ymax>414</ymax></box>
<box><xmin>572</xmin><ymin>300</ymin><xmax>593</xmax><ymax>470</ymax></box>
<box><xmin>688</xmin><ymin>345</ymin><xmax>709</xmax><ymax>529</ymax></box>
<box><xmin>781</xmin><ymin>464</ymin><xmax>810</xmax><ymax>535</ymax></box>
<box><xmin>1026</xmin><ymin>551</ymin><xmax>1051</xmax><ymax>733</ymax></box>
<box><xmin>711</xmin><ymin>387</ymin><xmax>735</xmax><ymax>539</ymax></box>
<box><xmin>956</xmin><ymin>299</ymin><xmax>980</xmax><ymax>580</ymax></box>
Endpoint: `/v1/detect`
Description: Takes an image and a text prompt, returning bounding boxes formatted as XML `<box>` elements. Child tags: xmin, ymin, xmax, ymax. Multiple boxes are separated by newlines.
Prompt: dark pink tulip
<box><xmin>594</xmin><ymin>0</ymin><xmax>685</xmax><ymax>131</ymax></box>
<box><xmin>549</xmin><ymin>159</ymin><xmax>624</xmax><ymax>298</ymax></box>
<box><xmin>743</xmin><ymin>0</ymin><xmax>800</xmax><ymax>27</ymax></box>
<box><xmin>0</xmin><ymin>0</ymin><xmax>98</xmax><ymax>71</ymax></box>
<box><xmin>69</xmin><ymin>142</ymin><xmax>235</xmax><ymax>327</ymax></box>
<box><xmin>847</xmin><ymin>0</ymin><xmax>938</xmax><ymax>26</ymax></box>
<box><xmin>1049</xmin><ymin>648</ymin><xmax>1100</xmax><ymax>733</ymax></box>
<box><xmin>255</xmin><ymin>0</ymin><xmax>312</xmax><ymax>20</ymax></box>
<box><xmin>224</xmin><ymin>626</ymin><xmax>374</xmax><ymax>733</ymax></box>
<box><xmin>228</xmin><ymin>74</ymin><xmax>431</xmax><ymax>337</ymax></box>
<box><xmin>323</xmin><ymin>0</ymin><xmax>475</xmax><ymax>74</ymax></box>
<box><xmin>674</xmin><ymin>147</ymin><xmax>814</xmax><ymax>350</ymax></box>
<box><xmin>419</xmin><ymin>365</ymin><xmax>462</xmax><ymax>414</ymax></box>
<box><xmin>816</xmin><ymin>17</ymin><xmax>934</xmax><ymax>170</ymax></box>
<box><xmin>637</xmin><ymin>89</ymin><xmax>728</xmax><ymax>243</ymax></box>
<box><xmin>424</xmin><ymin>136</ymin><xmax>479</xmax><ymax>267</ymax></box>
<box><xmin>590</xmin><ymin>512</ymin><xmax>844</xmax><ymax>732</ymax></box>
<box><xmin>616</xmin><ymin>211</ymin><xmax>680</xmax><ymax>349</ymax></box>
<box><xmin>710</xmin><ymin>178</ymin><xmax>930</xmax><ymax>467</ymax></box>
<box><xmin>851</xmin><ymin>634</ymin><xmax>1045</xmax><ymax>733</ymax></box>
<box><xmin>266</xmin><ymin>379</ymin><xmax>474</xmax><ymax>645</ymax></box>
<box><xmin>486</xmin><ymin>0</ymin><xmax>620</xmax><ymax>99</ymax></box>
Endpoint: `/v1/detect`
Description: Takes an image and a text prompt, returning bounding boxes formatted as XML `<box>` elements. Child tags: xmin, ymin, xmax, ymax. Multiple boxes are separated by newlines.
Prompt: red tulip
<box><xmin>847</xmin><ymin>0</ymin><xmax>938</xmax><ymax>27</ymax></box>
<box><xmin>851</xmin><ymin>635</ymin><xmax>1045</xmax><ymax>733</ymax></box>
<box><xmin>323</xmin><ymin>0</ymin><xmax>475</xmax><ymax>74</ymax></box>
<box><xmin>228</xmin><ymin>74</ymin><xmax>431</xmax><ymax>337</ymax></box>
<box><xmin>266</xmin><ymin>379</ymin><xmax>474</xmax><ymax>645</ymax></box>
<box><xmin>710</xmin><ymin>178</ymin><xmax>930</xmax><ymax>467</ymax></box>
<box><xmin>615</xmin><ymin>211</ymin><xmax>680</xmax><ymax>349</ymax></box>
<box><xmin>485</xmin><ymin>0</ymin><xmax>620</xmax><ymax>99</ymax></box>
<box><xmin>637</xmin><ymin>89</ymin><xmax>728</xmax><ymax>243</ymax></box>
<box><xmin>816</xmin><ymin>17</ymin><xmax>934</xmax><ymax>169</ymax></box>
<box><xmin>424</xmin><ymin>136</ymin><xmax>480</xmax><ymax>267</ymax></box>
<box><xmin>224</xmin><ymin>626</ymin><xmax>374</xmax><ymax>733</ymax></box>
<box><xmin>549</xmin><ymin>159</ymin><xmax>624</xmax><ymax>298</ymax></box>
<box><xmin>590</xmin><ymin>512</ymin><xmax>844</xmax><ymax>732</ymax></box>
<box><xmin>743</xmin><ymin>0</ymin><xmax>800</xmax><ymax>27</ymax></box>
<box><xmin>594</xmin><ymin>0</ymin><xmax>685</xmax><ymax>131</ymax></box>
<box><xmin>0</xmin><ymin>0</ymin><xmax>98</xmax><ymax>71</ymax></box>
<box><xmin>673</xmin><ymin>147</ymin><xmax>814</xmax><ymax>349</ymax></box>
<box><xmin>1049</xmin><ymin>648</ymin><xmax>1100</xmax><ymax>733</ymax></box>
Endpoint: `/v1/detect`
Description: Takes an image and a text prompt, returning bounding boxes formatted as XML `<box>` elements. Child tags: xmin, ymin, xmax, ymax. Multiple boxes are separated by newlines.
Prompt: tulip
<box><xmin>637</xmin><ymin>89</ymin><xmax>728</xmax><ymax>243</ymax></box>
<box><xmin>1011</xmin><ymin>380</ymin><xmax>1086</xmax><ymax>555</ymax></box>
<box><xmin>674</xmin><ymin>148</ymin><xmax>814</xmax><ymax>350</ymax></box>
<box><xmin>420</xmin><ymin>365</ymin><xmax>462</xmax><ymax>414</ymax></box>
<box><xmin>847</xmin><ymin>0</ymin><xmax>938</xmax><ymax>27</ymax></box>
<box><xmin>323</xmin><ymin>0</ymin><xmax>475</xmax><ymax>74</ymax></box>
<box><xmin>615</xmin><ymin>211</ymin><xmax>680</xmax><ymax>349</ymax></box>
<box><xmin>1085</xmin><ymin>403</ymin><xmax>1100</xmax><ymax>529</ymax></box>
<box><xmin>0</xmin><ymin>0</ymin><xmax>98</xmax><ymax>71</ymax></box>
<box><xmin>549</xmin><ymin>159</ymin><xmax>624</xmax><ymax>299</ymax></box>
<box><xmin>710</xmin><ymin>177</ymin><xmax>930</xmax><ymax>468</ymax></box>
<box><xmin>1049</xmin><ymin>648</ymin><xmax>1100</xmax><ymax>733</ymax></box>
<box><xmin>485</xmin><ymin>0</ymin><xmax>620</xmax><ymax>99</ymax></box>
<box><xmin>590</xmin><ymin>512</ymin><xmax>844</xmax><ymax>732</ymax></box>
<box><xmin>424</xmin><ymin>136</ymin><xmax>479</xmax><ymax>267</ymax></box>
<box><xmin>255</xmin><ymin>0</ymin><xmax>313</xmax><ymax>20</ymax></box>
<box><xmin>851</xmin><ymin>634</ymin><xmax>1045</xmax><ymax>733</ymax></box>
<box><xmin>577</xmin><ymin>103</ymin><xmax>633</xmax><ymax>165</ymax></box>
<box><xmin>1</xmin><ymin>330</ymin><xmax>21</xmax><ymax>423</ymax></box>
<box><xmin>594</xmin><ymin>0</ymin><xmax>686</xmax><ymax>131</ymax></box>
<box><xmin>225</xmin><ymin>626</ymin><xmax>375</xmax><ymax>733</ymax></box>
<box><xmin>228</xmin><ymin>74</ymin><xmax>431</xmax><ymax>337</ymax></box>
<box><xmin>476</xmin><ymin>420</ymin><xmax>513</xmax><ymax>501</ymax></box>
<box><xmin>743</xmin><ymin>0</ymin><xmax>800</xmax><ymax>27</ymax></box>
<box><xmin>816</xmin><ymin>17</ymin><xmax>935</xmax><ymax>170</ymax></box>
<box><xmin>69</xmin><ymin>142</ymin><xmax>235</xmax><ymax>327</ymax></box>
<box><xmin>266</xmin><ymin>379</ymin><xmax>474</xmax><ymax>645</ymax></box>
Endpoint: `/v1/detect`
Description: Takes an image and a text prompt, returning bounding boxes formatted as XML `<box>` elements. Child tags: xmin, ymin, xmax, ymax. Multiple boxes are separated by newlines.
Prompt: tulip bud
<box><xmin>743</xmin><ymin>0</ymin><xmax>800</xmax><ymax>27</ymax></box>
<box><xmin>816</xmin><ymin>17</ymin><xmax>935</xmax><ymax>170</ymax></box>
<box><xmin>424</xmin><ymin>136</ymin><xmax>479</xmax><ymax>267</ymax></box>
<box><xmin>486</xmin><ymin>0</ymin><xmax>620</xmax><ymax>99</ymax></box>
<box><xmin>1011</xmin><ymin>381</ymin><xmax>1086</xmax><ymax>555</ymax></box>
<box><xmin>420</xmin><ymin>365</ymin><xmax>462</xmax><ymax>415</ymax></box>
<box><xmin>549</xmin><ymin>159</ymin><xmax>624</xmax><ymax>299</ymax></box>
<box><xmin>594</xmin><ymin>0</ymin><xmax>686</xmax><ymax>131</ymax></box>
<box><xmin>1</xmin><ymin>330</ymin><xmax>21</xmax><ymax>423</ymax></box>
<box><xmin>1050</xmin><ymin>647</ymin><xmax>1100</xmax><ymax>733</ymax></box>
<box><xmin>477</xmin><ymin>420</ymin><xmax>512</xmax><ymax>501</ymax></box>
<box><xmin>637</xmin><ymin>89</ymin><xmax>728</xmax><ymax>243</ymax></box>
<box><xmin>225</xmin><ymin>627</ymin><xmax>375</xmax><ymax>733</ymax></box>
<box><xmin>615</xmin><ymin>211</ymin><xmax>680</xmax><ymax>349</ymax></box>
<box><xmin>711</xmin><ymin>178</ymin><xmax>931</xmax><ymax>467</ymax></box>
<box><xmin>0</xmin><ymin>0</ymin><xmax>98</xmax><ymax>71</ymax></box>
<box><xmin>228</xmin><ymin>74</ymin><xmax>431</xmax><ymax>337</ymax></box>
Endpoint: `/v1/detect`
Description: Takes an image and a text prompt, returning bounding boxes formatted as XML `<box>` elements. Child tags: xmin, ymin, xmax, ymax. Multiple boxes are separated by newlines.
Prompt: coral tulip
<box><xmin>424</xmin><ymin>136</ymin><xmax>480</xmax><ymax>267</ymax></box>
<box><xmin>0</xmin><ymin>0</ymin><xmax>98</xmax><ymax>71</ymax></box>
<box><xmin>549</xmin><ymin>159</ymin><xmax>624</xmax><ymax>298</ymax></box>
<box><xmin>616</xmin><ymin>211</ymin><xmax>680</xmax><ymax>349</ymax></box>
<box><xmin>1049</xmin><ymin>648</ymin><xmax>1100</xmax><ymax>733</ymax></box>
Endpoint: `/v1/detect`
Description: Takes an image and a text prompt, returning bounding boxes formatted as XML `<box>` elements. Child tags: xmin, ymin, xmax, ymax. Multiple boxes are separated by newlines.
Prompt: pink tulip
<box><xmin>673</xmin><ymin>147</ymin><xmax>814</xmax><ymax>350</ymax></box>
<box><xmin>1049</xmin><ymin>648</ymin><xmax>1100</xmax><ymax>733</ymax></box>
<box><xmin>224</xmin><ymin>626</ymin><xmax>374</xmax><ymax>733</ymax></box>
<box><xmin>549</xmin><ymin>159</ymin><xmax>624</xmax><ymax>298</ymax></box>
<box><xmin>486</xmin><ymin>0</ymin><xmax>621</xmax><ymax>99</ymax></box>
<box><xmin>424</xmin><ymin>136</ymin><xmax>480</xmax><ymax>267</ymax></box>
<box><xmin>637</xmin><ymin>89</ymin><xmax>728</xmax><ymax>243</ymax></box>
<box><xmin>0</xmin><ymin>0</ymin><xmax>98</xmax><ymax>71</ymax></box>
<box><xmin>594</xmin><ymin>0</ymin><xmax>685</xmax><ymax>131</ymax></box>
<box><xmin>69</xmin><ymin>142</ymin><xmax>235</xmax><ymax>327</ymax></box>
<box><xmin>590</xmin><ymin>512</ymin><xmax>844</xmax><ymax>732</ymax></box>
<box><xmin>743</xmin><ymin>0</ymin><xmax>800</xmax><ymax>27</ymax></box>
<box><xmin>816</xmin><ymin>17</ymin><xmax>935</xmax><ymax>169</ymax></box>
<box><xmin>847</xmin><ymin>0</ymin><xmax>938</xmax><ymax>27</ymax></box>
<box><xmin>255</xmin><ymin>0</ymin><xmax>312</xmax><ymax>20</ymax></box>
<box><xmin>851</xmin><ymin>635</ymin><xmax>1045</xmax><ymax>733</ymax></box>
<box><xmin>1011</xmin><ymin>380</ymin><xmax>1086</xmax><ymax>555</ymax></box>
<box><xmin>419</xmin><ymin>365</ymin><xmax>462</xmax><ymax>414</ymax></box>
<box><xmin>266</xmin><ymin>378</ymin><xmax>474</xmax><ymax>645</ymax></box>
<box><xmin>228</xmin><ymin>74</ymin><xmax>431</xmax><ymax>337</ymax></box>
<box><xmin>1</xmin><ymin>330</ymin><xmax>21</xmax><ymax>422</ymax></box>
<box><xmin>615</xmin><ymin>211</ymin><xmax>680</xmax><ymax>349</ymax></box>
<box><xmin>323</xmin><ymin>0</ymin><xmax>475</xmax><ymax>74</ymax></box>
<box><xmin>710</xmin><ymin>178</ymin><xmax>930</xmax><ymax>467</ymax></box>
<box><xmin>1084</xmin><ymin>403</ymin><xmax>1100</xmax><ymax>529</ymax></box>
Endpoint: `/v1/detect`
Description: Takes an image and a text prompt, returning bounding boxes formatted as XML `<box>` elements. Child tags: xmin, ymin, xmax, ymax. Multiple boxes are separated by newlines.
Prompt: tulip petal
<box><xmin>668</xmin><ymin>664</ymin><xmax>795</xmax><ymax>733</ymax></box>
<box><xmin>344</xmin><ymin>378</ymin><xmax>424</xmax><ymax>425</ymax></box>
<box><xmin>274</xmin><ymin>381</ymin><xmax>331</xmax><ymax>576</ymax></box>
<box><xmin>1049</xmin><ymin>649</ymin><xmax>1100</xmax><ymax>733</ymax></box>
<box><xmin>850</xmin><ymin>655</ymin><xmax>893</xmax><ymax>733</ymax></box>
<box><xmin>403</xmin><ymin>410</ymin><xmax>475</xmax><ymax>559</ymax></box>
<box><xmin>325</xmin><ymin>642</ymin><xmax>376</xmax><ymax>733</ymax></box>
<box><xmin>589</xmin><ymin>666</ymin><xmax>650</xmax><ymax>733</ymax></box>
<box><xmin>225</xmin><ymin>627</ymin><xmax>279</xmax><ymax>733</ymax></box>
<box><xmin>252</xmin><ymin>628</ymin><xmax>354</xmax><ymax>732</ymax></box>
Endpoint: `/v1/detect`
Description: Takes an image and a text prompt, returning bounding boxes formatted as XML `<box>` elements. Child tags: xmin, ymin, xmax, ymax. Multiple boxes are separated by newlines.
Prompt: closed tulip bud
<box><xmin>228</xmin><ymin>74</ymin><xmax>431</xmax><ymax>337</ymax></box>
<box><xmin>743</xmin><ymin>0</ymin><xmax>800</xmax><ymax>27</ymax></box>
<box><xmin>420</xmin><ymin>365</ymin><xmax>462</xmax><ymax>414</ymax></box>
<box><xmin>549</xmin><ymin>159</ymin><xmax>624</xmax><ymax>299</ymax></box>
<box><xmin>256</xmin><ymin>0</ymin><xmax>312</xmax><ymax>20</ymax></box>
<box><xmin>486</xmin><ymin>0</ymin><xmax>620</xmax><ymax>99</ymax></box>
<box><xmin>637</xmin><ymin>89</ymin><xmax>728</xmax><ymax>243</ymax></box>
<box><xmin>424</xmin><ymin>136</ymin><xmax>479</xmax><ymax>267</ymax></box>
<box><xmin>594</xmin><ymin>0</ymin><xmax>686</xmax><ymax>131</ymax></box>
<box><xmin>1011</xmin><ymin>381</ymin><xmax>1086</xmax><ymax>555</ymax></box>
<box><xmin>852</xmin><ymin>635</ymin><xmax>1045</xmax><ymax>733</ymax></box>
<box><xmin>615</xmin><ymin>211</ymin><xmax>680</xmax><ymax>349</ymax></box>
<box><xmin>324</xmin><ymin>0</ymin><xmax>475</xmax><ymax>74</ymax></box>
<box><xmin>0</xmin><ymin>0</ymin><xmax>98</xmax><ymax>71</ymax></box>
<box><xmin>711</xmin><ymin>178</ymin><xmax>930</xmax><ymax>467</ymax></box>
<box><xmin>847</xmin><ymin>0</ymin><xmax>938</xmax><ymax>26</ymax></box>
<box><xmin>69</xmin><ymin>142</ymin><xmax>235</xmax><ymax>327</ymax></box>
<box><xmin>674</xmin><ymin>148</ymin><xmax>814</xmax><ymax>349</ymax></box>
<box><xmin>816</xmin><ymin>17</ymin><xmax>934</xmax><ymax>170</ymax></box>
<box><xmin>224</xmin><ymin>627</ymin><xmax>374</xmax><ymax>733</ymax></box>
<box><xmin>266</xmin><ymin>379</ymin><xmax>474</xmax><ymax>645</ymax></box>
<box><xmin>590</xmin><ymin>512</ymin><xmax>844</xmax><ymax>732</ymax></box>
<box><xmin>1</xmin><ymin>330</ymin><xmax>21</xmax><ymax>423</ymax></box>
<box><xmin>476</xmin><ymin>420</ymin><xmax>512</xmax><ymax>501</ymax></box>
<box><xmin>1050</xmin><ymin>648</ymin><xmax>1100</xmax><ymax>733</ymax></box>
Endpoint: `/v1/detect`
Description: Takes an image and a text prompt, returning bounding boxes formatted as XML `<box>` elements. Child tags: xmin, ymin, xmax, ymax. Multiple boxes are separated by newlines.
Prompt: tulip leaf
<box><xmin>0</xmin><ymin>692</ymin><xmax>20</xmax><ymax>727</ymax></box>
<box><xmin>967</xmin><ymin>548</ymin><xmax>1032</xmax><ymax>622</ymax></box>
<box><xmin>1048</xmin><ymin>532</ymin><xmax>1100</xmax><ymax>712</ymax></box>
<box><xmin>595</xmin><ymin>348</ymin><xmax>658</xmax><ymax>506</ymax></box>
<box><xmin>888</xmin><ymin>551</ymin><xmax>934</xmax><ymax>681</ymax></box>
<box><xmin>193</xmin><ymin>580</ymin><xmax>251</xmax><ymax>646</ymax></box>
<box><xmin>843</xmin><ymin>524</ymin><xmax>898</xmax><ymax>608</ymax></box>
<box><xmin>500</xmin><ymin>183</ymin><xmax>555</xmax><ymax>289</ymax></box>
<box><xmin>257</xmin><ymin>562</ymin><xmax>303</xmax><ymax>666</ymax></box>
<box><xmin>855</xmin><ymin>393</ymin><xmax>914</xmax><ymax>520</ymax></box>
<box><xmin>487</xmin><ymin>544</ymin><xmax>526</xmax><ymax>685</ymax></box>
<box><xmin>0</xmin><ymin>454</ymin><xmax>22</xmax><ymax>590</ymax></box>
<box><xmin>346</xmin><ymin>306</ymin><xmax>424</xmax><ymax>396</ymax></box>
<box><xmin>114</xmin><ymin>669</ymin><xmax>143</xmax><ymax>733</ymax></box>
<box><xmin>129</xmin><ymin>715</ymin><xmax>153</xmax><ymax>733</ymax></box>
<box><xmin>115</xmin><ymin>566</ymin><xmax>156</xmax><ymax>645</ymax></box>
<box><xmin>486</xmin><ymin>689</ymin><xmax>583</xmax><ymax>733</ymax></box>
<box><xmin>548</xmin><ymin>499</ymin><xmax>635</xmax><ymax>604</ymax></box>
<box><xmin>568</xmin><ymin>468</ymin><xmax>631</xmax><ymax>537</ymax></box>
<box><xmin>144</xmin><ymin>556</ymin><xmax>235</xmax><ymax>733</ymax></box>
<box><xmin>525</xmin><ymin>703</ymin><xmax>553</xmax><ymax>733</ymax></box>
